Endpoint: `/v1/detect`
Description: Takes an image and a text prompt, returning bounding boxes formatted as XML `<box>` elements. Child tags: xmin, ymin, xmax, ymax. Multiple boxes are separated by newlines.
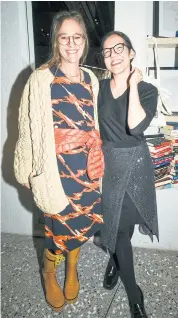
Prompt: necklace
<box><xmin>50</xmin><ymin>65</ymin><xmax>82</xmax><ymax>90</ymax></box>
<box><xmin>60</xmin><ymin>65</ymin><xmax>82</xmax><ymax>83</ymax></box>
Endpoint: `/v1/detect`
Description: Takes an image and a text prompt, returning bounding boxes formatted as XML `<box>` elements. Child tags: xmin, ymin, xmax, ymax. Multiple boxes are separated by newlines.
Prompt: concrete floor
<box><xmin>1</xmin><ymin>233</ymin><xmax>178</xmax><ymax>318</ymax></box>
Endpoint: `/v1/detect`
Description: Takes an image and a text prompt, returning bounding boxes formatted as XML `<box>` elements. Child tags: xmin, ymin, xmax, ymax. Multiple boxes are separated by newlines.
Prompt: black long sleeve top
<box><xmin>98</xmin><ymin>79</ymin><xmax>158</xmax><ymax>148</ymax></box>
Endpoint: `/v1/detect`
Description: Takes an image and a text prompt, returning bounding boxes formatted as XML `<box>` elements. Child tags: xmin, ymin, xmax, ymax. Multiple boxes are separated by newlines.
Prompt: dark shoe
<box><xmin>103</xmin><ymin>258</ymin><xmax>120</xmax><ymax>290</ymax></box>
<box><xmin>130</xmin><ymin>304</ymin><xmax>148</xmax><ymax>318</ymax></box>
<box><xmin>130</xmin><ymin>286</ymin><xmax>148</xmax><ymax>318</ymax></box>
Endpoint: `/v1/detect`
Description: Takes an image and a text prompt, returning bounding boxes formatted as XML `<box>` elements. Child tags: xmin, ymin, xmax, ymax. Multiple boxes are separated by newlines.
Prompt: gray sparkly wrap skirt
<box><xmin>99</xmin><ymin>141</ymin><xmax>159</xmax><ymax>253</ymax></box>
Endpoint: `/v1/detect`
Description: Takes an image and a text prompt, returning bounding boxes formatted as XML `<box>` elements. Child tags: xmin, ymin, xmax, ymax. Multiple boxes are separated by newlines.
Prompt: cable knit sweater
<box><xmin>14</xmin><ymin>67</ymin><xmax>100</xmax><ymax>215</ymax></box>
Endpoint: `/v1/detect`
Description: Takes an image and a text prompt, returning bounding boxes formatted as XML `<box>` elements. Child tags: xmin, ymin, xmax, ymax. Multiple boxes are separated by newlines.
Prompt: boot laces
<box><xmin>55</xmin><ymin>254</ymin><xmax>65</xmax><ymax>267</ymax></box>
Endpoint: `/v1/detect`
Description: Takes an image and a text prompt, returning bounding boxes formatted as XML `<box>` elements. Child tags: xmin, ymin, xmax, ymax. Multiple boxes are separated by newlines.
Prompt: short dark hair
<box><xmin>101</xmin><ymin>31</ymin><xmax>136</xmax><ymax>63</ymax></box>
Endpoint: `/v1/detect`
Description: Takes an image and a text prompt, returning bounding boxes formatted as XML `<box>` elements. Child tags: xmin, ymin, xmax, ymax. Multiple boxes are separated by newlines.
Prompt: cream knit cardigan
<box><xmin>14</xmin><ymin>67</ymin><xmax>100</xmax><ymax>215</ymax></box>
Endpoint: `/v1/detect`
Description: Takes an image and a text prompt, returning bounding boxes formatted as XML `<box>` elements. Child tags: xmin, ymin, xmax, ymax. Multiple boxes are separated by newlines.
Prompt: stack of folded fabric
<box><xmin>147</xmin><ymin>137</ymin><xmax>174</xmax><ymax>189</ymax></box>
<box><xmin>160</xmin><ymin>121</ymin><xmax>178</xmax><ymax>188</ymax></box>
<box><xmin>171</xmin><ymin>141</ymin><xmax>178</xmax><ymax>187</ymax></box>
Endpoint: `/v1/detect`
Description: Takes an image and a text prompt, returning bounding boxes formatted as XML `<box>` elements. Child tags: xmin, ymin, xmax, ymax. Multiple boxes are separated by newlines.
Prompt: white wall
<box><xmin>132</xmin><ymin>189</ymin><xmax>178</xmax><ymax>251</ymax></box>
<box><xmin>1</xmin><ymin>1</ymin><xmax>43</xmax><ymax>236</ymax></box>
<box><xmin>115</xmin><ymin>1</ymin><xmax>178</xmax><ymax>251</ymax></box>
<box><xmin>114</xmin><ymin>1</ymin><xmax>153</xmax><ymax>68</ymax></box>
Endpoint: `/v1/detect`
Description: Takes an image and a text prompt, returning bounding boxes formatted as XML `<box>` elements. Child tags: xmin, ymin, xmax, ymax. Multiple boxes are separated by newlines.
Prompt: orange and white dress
<box><xmin>44</xmin><ymin>66</ymin><xmax>103</xmax><ymax>254</ymax></box>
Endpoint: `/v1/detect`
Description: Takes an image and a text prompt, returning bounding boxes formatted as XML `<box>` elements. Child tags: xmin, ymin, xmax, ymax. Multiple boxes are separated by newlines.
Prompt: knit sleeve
<box><xmin>129</xmin><ymin>83</ymin><xmax>158</xmax><ymax>136</ymax></box>
<box><xmin>91</xmin><ymin>74</ymin><xmax>99</xmax><ymax>131</ymax></box>
<box><xmin>14</xmin><ymin>76</ymin><xmax>33</xmax><ymax>185</ymax></box>
<box><xmin>85</xmin><ymin>68</ymin><xmax>99</xmax><ymax>132</ymax></box>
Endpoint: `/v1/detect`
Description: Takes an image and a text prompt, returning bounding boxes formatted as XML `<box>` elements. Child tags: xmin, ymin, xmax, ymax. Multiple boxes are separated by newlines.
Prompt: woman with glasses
<box><xmin>14</xmin><ymin>11</ymin><xmax>104</xmax><ymax>312</ymax></box>
<box><xmin>97</xmin><ymin>31</ymin><xmax>159</xmax><ymax>318</ymax></box>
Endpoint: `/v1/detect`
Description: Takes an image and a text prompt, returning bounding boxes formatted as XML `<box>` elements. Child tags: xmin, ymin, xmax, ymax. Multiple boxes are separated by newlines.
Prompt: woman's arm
<box><xmin>128</xmin><ymin>68</ymin><xmax>158</xmax><ymax>136</ymax></box>
<box><xmin>127</xmin><ymin>68</ymin><xmax>146</xmax><ymax>130</ymax></box>
<box><xmin>14</xmin><ymin>77</ymin><xmax>33</xmax><ymax>187</ymax></box>
<box><xmin>82</xmin><ymin>67</ymin><xmax>100</xmax><ymax>131</ymax></box>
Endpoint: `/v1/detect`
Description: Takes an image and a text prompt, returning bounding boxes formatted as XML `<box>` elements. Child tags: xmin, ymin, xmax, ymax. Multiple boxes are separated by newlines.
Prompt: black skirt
<box><xmin>99</xmin><ymin>142</ymin><xmax>159</xmax><ymax>253</ymax></box>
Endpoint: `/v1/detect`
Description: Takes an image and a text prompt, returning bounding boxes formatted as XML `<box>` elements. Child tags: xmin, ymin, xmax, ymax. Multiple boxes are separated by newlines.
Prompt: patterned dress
<box><xmin>44</xmin><ymin>67</ymin><xmax>103</xmax><ymax>255</ymax></box>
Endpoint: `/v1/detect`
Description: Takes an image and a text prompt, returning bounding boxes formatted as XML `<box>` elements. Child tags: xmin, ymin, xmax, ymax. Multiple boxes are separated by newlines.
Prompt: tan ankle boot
<box><xmin>42</xmin><ymin>249</ymin><xmax>65</xmax><ymax>312</ymax></box>
<box><xmin>64</xmin><ymin>247</ymin><xmax>80</xmax><ymax>304</ymax></box>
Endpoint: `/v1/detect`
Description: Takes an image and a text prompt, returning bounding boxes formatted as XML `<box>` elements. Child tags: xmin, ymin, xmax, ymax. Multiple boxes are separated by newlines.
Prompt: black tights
<box><xmin>109</xmin><ymin>225</ymin><xmax>141</xmax><ymax>305</ymax></box>
<box><xmin>109</xmin><ymin>225</ymin><xmax>134</xmax><ymax>266</ymax></box>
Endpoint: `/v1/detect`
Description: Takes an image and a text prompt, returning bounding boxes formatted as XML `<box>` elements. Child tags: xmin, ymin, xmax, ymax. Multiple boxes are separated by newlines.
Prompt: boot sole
<box><xmin>65</xmin><ymin>293</ymin><xmax>79</xmax><ymax>304</ymax></box>
<box><xmin>47</xmin><ymin>300</ymin><xmax>65</xmax><ymax>312</ymax></box>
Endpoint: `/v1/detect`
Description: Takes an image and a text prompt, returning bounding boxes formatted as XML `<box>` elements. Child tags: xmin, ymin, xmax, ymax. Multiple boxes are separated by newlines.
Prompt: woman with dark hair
<box><xmin>98</xmin><ymin>31</ymin><xmax>159</xmax><ymax>317</ymax></box>
<box><xmin>14</xmin><ymin>10</ymin><xmax>104</xmax><ymax>312</ymax></box>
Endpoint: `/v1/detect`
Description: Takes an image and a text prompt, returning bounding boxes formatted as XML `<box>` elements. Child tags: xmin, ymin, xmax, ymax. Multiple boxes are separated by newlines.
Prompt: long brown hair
<box><xmin>40</xmin><ymin>10</ymin><xmax>89</xmax><ymax>69</ymax></box>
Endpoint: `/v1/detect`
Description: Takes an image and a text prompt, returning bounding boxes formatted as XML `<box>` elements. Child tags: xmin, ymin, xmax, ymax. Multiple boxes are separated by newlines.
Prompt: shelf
<box><xmin>165</xmin><ymin>115</ymin><xmax>178</xmax><ymax>122</ymax></box>
<box><xmin>147</xmin><ymin>37</ymin><xmax>178</xmax><ymax>48</ymax></box>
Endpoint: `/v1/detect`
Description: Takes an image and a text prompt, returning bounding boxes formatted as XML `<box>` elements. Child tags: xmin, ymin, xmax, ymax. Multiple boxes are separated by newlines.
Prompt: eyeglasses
<box><xmin>102</xmin><ymin>43</ymin><xmax>128</xmax><ymax>58</ymax></box>
<box><xmin>58</xmin><ymin>33</ymin><xmax>85</xmax><ymax>45</ymax></box>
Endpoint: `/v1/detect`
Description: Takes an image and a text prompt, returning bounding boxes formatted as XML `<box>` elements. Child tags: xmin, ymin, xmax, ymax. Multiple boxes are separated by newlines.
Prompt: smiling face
<box><xmin>103</xmin><ymin>34</ymin><xmax>135</xmax><ymax>75</ymax></box>
<box><xmin>58</xmin><ymin>19</ymin><xmax>85</xmax><ymax>64</ymax></box>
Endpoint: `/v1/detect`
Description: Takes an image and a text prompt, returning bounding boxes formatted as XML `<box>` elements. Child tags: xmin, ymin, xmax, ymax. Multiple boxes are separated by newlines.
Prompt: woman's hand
<box><xmin>129</xmin><ymin>67</ymin><xmax>143</xmax><ymax>86</ymax></box>
<box><xmin>23</xmin><ymin>171</ymin><xmax>36</xmax><ymax>190</ymax></box>
<box><xmin>23</xmin><ymin>183</ymin><xmax>31</xmax><ymax>190</ymax></box>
